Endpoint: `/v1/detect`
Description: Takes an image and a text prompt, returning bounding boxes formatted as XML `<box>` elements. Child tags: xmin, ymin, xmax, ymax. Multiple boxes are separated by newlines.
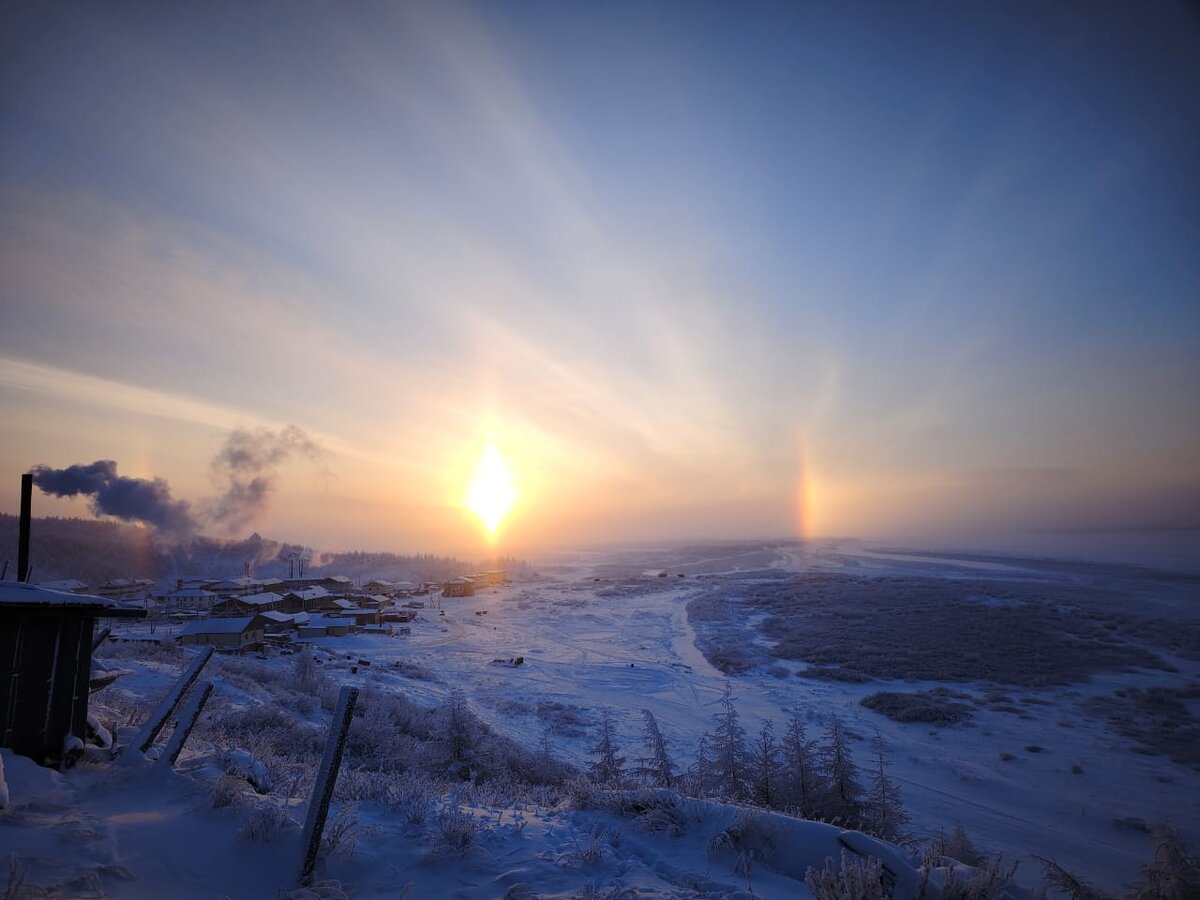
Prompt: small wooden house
<box><xmin>177</xmin><ymin>615</ymin><xmax>265</xmax><ymax>649</ymax></box>
<box><xmin>212</xmin><ymin>591</ymin><xmax>282</xmax><ymax>616</ymax></box>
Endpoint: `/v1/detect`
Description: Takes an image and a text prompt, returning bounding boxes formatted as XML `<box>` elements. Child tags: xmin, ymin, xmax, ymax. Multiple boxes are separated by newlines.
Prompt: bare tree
<box><xmin>781</xmin><ymin>708</ymin><xmax>821</xmax><ymax>818</ymax></box>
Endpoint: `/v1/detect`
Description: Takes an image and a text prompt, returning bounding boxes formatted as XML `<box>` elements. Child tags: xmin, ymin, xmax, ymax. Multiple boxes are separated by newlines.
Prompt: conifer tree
<box><xmin>864</xmin><ymin>731</ymin><xmax>909</xmax><ymax>841</ymax></box>
<box><xmin>820</xmin><ymin>715</ymin><xmax>862</xmax><ymax>826</ymax></box>
<box><xmin>750</xmin><ymin>719</ymin><xmax>779</xmax><ymax>809</ymax></box>
<box><xmin>781</xmin><ymin>708</ymin><xmax>821</xmax><ymax>818</ymax></box>
<box><xmin>710</xmin><ymin>681</ymin><xmax>750</xmax><ymax>801</ymax></box>
<box><xmin>589</xmin><ymin>707</ymin><xmax>626</xmax><ymax>786</ymax></box>
<box><xmin>635</xmin><ymin>709</ymin><xmax>676</xmax><ymax>788</ymax></box>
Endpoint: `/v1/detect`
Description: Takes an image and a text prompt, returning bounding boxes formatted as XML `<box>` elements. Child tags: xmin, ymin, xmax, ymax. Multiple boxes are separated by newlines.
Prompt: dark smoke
<box><xmin>207</xmin><ymin>425</ymin><xmax>328</xmax><ymax>533</ymax></box>
<box><xmin>30</xmin><ymin>425</ymin><xmax>328</xmax><ymax>540</ymax></box>
<box><xmin>30</xmin><ymin>460</ymin><xmax>197</xmax><ymax>539</ymax></box>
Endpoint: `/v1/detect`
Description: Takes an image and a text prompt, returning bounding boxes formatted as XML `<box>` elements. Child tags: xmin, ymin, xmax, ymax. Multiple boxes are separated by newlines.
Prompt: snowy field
<box><xmin>1</xmin><ymin>541</ymin><xmax>1197</xmax><ymax>897</ymax></box>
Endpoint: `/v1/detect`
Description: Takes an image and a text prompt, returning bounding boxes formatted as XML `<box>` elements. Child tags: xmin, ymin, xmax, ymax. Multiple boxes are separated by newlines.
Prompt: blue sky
<box><xmin>2</xmin><ymin>1</ymin><xmax>1197</xmax><ymax>557</ymax></box>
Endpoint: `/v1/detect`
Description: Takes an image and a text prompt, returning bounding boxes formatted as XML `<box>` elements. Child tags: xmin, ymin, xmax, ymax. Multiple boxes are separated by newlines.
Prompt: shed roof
<box><xmin>0</xmin><ymin>581</ymin><xmax>146</xmax><ymax>618</ymax></box>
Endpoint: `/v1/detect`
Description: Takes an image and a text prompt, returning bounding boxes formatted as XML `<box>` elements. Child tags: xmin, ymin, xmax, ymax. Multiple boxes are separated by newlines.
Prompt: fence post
<box><xmin>299</xmin><ymin>685</ymin><xmax>359</xmax><ymax>883</ymax></box>
<box><xmin>128</xmin><ymin>646</ymin><xmax>213</xmax><ymax>757</ymax></box>
<box><xmin>156</xmin><ymin>680</ymin><xmax>214</xmax><ymax>769</ymax></box>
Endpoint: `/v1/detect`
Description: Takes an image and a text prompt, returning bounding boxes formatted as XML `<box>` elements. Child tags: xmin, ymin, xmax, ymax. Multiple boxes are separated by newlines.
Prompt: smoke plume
<box><xmin>208</xmin><ymin>425</ymin><xmax>328</xmax><ymax>533</ymax></box>
<box><xmin>30</xmin><ymin>425</ymin><xmax>328</xmax><ymax>540</ymax></box>
<box><xmin>30</xmin><ymin>460</ymin><xmax>197</xmax><ymax>539</ymax></box>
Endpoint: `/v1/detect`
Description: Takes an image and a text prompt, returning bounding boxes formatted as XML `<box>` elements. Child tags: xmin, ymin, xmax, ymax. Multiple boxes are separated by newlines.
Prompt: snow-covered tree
<box><xmin>863</xmin><ymin>731</ymin><xmax>908</xmax><ymax>841</ymax></box>
<box><xmin>709</xmin><ymin>681</ymin><xmax>750</xmax><ymax>801</ymax></box>
<box><xmin>635</xmin><ymin>709</ymin><xmax>676</xmax><ymax>788</ymax></box>
<box><xmin>780</xmin><ymin>708</ymin><xmax>821</xmax><ymax>818</ymax></box>
<box><xmin>589</xmin><ymin>707</ymin><xmax>626</xmax><ymax>786</ymax></box>
<box><xmin>750</xmin><ymin>719</ymin><xmax>779</xmax><ymax>808</ymax></box>
<box><xmin>819</xmin><ymin>715</ymin><xmax>862</xmax><ymax>826</ymax></box>
<box><xmin>445</xmin><ymin>689</ymin><xmax>473</xmax><ymax>768</ymax></box>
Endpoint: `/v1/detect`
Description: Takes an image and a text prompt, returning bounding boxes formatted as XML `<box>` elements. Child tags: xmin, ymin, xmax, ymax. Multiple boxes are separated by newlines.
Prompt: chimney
<box><xmin>17</xmin><ymin>473</ymin><xmax>32</xmax><ymax>582</ymax></box>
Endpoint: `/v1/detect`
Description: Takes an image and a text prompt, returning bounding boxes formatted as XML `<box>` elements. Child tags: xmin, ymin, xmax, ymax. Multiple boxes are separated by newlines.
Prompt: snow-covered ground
<box><xmin>1</xmin><ymin>541</ymin><xmax>1196</xmax><ymax>897</ymax></box>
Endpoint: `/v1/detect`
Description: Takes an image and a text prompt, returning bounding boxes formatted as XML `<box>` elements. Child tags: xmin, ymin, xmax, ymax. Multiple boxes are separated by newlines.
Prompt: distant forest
<box><xmin>0</xmin><ymin>514</ymin><xmax>534</xmax><ymax>586</ymax></box>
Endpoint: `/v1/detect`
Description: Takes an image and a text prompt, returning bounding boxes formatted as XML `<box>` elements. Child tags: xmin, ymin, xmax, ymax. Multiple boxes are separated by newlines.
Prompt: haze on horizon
<box><xmin>2</xmin><ymin>2</ymin><xmax>1198</xmax><ymax>564</ymax></box>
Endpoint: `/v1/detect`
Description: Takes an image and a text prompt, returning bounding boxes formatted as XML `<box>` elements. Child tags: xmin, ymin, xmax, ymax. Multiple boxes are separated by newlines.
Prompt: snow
<box><xmin>0</xmin><ymin>543</ymin><xmax>1195</xmax><ymax>897</ymax></box>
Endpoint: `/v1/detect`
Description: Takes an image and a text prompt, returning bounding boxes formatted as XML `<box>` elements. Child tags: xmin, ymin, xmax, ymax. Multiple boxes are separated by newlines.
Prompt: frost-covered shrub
<box><xmin>427</xmin><ymin>805</ymin><xmax>481</xmax><ymax>858</ymax></box>
<box><xmin>860</xmin><ymin>691</ymin><xmax>974</xmax><ymax>725</ymax></box>
<box><xmin>321</xmin><ymin>809</ymin><xmax>372</xmax><ymax>859</ymax></box>
<box><xmin>389</xmin><ymin>775</ymin><xmax>440</xmax><ymax>825</ymax></box>
<box><xmin>210</xmin><ymin>773</ymin><xmax>249</xmax><ymax>809</ymax></box>
<box><xmin>239</xmin><ymin>801</ymin><xmax>298</xmax><ymax>841</ymax></box>
<box><xmin>805</xmin><ymin>850</ymin><xmax>889</xmax><ymax>900</ymax></box>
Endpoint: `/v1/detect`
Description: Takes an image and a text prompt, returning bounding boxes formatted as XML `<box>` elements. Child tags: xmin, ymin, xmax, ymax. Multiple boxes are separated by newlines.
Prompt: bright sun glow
<box><xmin>466</xmin><ymin>441</ymin><xmax>518</xmax><ymax>536</ymax></box>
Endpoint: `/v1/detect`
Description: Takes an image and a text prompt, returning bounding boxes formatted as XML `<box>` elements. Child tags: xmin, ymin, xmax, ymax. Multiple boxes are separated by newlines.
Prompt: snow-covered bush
<box><xmin>805</xmin><ymin>850</ymin><xmax>889</xmax><ymax>900</ymax></box>
<box><xmin>388</xmin><ymin>775</ymin><xmax>440</xmax><ymax>825</ymax></box>
<box><xmin>209</xmin><ymin>773</ymin><xmax>248</xmax><ymax>809</ymax></box>
<box><xmin>238</xmin><ymin>801</ymin><xmax>297</xmax><ymax>842</ymax></box>
<box><xmin>426</xmin><ymin>804</ymin><xmax>481</xmax><ymax>859</ymax></box>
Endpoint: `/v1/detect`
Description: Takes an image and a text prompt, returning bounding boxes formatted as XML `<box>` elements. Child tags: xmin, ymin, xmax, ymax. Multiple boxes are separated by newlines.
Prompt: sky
<box><xmin>2</xmin><ymin>1</ymin><xmax>1198</xmax><ymax>561</ymax></box>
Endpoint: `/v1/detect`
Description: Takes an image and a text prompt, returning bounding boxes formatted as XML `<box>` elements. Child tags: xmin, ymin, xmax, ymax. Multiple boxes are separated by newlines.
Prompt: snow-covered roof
<box><xmin>0</xmin><ymin>580</ymin><xmax>146</xmax><ymax>617</ymax></box>
<box><xmin>332</xmin><ymin>598</ymin><xmax>357</xmax><ymax>610</ymax></box>
<box><xmin>37</xmin><ymin>579</ymin><xmax>89</xmax><ymax>592</ymax></box>
<box><xmin>310</xmin><ymin>616</ymin><xmax>352</xmax><ymax>627</ymax></box>
<box><xmin>286</xmin><ymin>586</ymin><xmax>329</xmax><ymax>601</ymax></box>
<box><xmin>178</xmin><ymin>616</ymin><xmax>260</xmax><ymax>636</ymax></box>
<box><xmin>259</xmin><ymin>610</ymin><xmax>295</xmax><ymax>623</ymax></box>
<box><xmin>235</xmin><ymin>592</ymin><xmax>282</xmax><ymax>606</ymax></box>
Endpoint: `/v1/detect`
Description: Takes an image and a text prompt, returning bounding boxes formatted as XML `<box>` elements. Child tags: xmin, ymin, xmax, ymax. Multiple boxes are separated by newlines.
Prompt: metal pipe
<box><xmin>17</xmin><ymin>473</ymin><xmax>33</xmax><ymax>582</ymax></box>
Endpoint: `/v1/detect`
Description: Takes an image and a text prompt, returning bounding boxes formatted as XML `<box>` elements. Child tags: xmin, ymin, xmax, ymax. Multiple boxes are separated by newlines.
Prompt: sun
<box><xmin>466</xmin><ymin>441</ymin><xmax>517</xmax><ymax>536</ymax></box>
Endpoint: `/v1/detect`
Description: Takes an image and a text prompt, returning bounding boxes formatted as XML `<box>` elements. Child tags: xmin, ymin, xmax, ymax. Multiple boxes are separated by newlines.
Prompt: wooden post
<box><xmin>299</xmin><ymin>685</ymin><xmax>359</xmax><ymax>883</ymax></box>
<box><xmin>157</xmin><ymin>680</ymin><xmax>213</xmax><ymax>769</ymax></box>
<box><xmin>129</xmin><ymin>646</ymin><xmax>213</xmax><ymax>756</ymax></box>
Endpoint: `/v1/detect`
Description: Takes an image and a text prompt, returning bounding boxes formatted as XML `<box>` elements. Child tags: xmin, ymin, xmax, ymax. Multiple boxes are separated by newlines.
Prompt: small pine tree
<box><xmin>750</xmin><ymin>720</ymin><xmax>779</xmax><ymax>809</ymax></box>
<box><xmin>863</xmin><ymin>731</ymin><xmax>909</xmax><ymax>842</ymax></box>
<box><xmin>445</xmin><ymin>689</ymin><xmax>473</xmax><ymax>767</ymax></box>
<box><xmin>689</xmin><ymin>732</ymin><xmax>713</xmax><ymax>798</ymax></box>
<box><xmin>820</xmin><ymin>715</ymin><xmax>862</xmax><ymax>826</ymax></box>
<box><xmin>781</xmin><ymin>708</ymin><xmax>822</xmax><ymax>818</ymax></box>
<box><xmin>635</xmin><ymin>709</ymin><xmax>676</xmax><ymax>788</ymax></box>
<box><xmin>710</xmin><ymin>681</ymin><xmax>751</xmax><ymax>801</ymax></box>
<box><xmin>589</xmin><ymin>708</ymin><xmax>626</xmax><ymax>786</ymax></box>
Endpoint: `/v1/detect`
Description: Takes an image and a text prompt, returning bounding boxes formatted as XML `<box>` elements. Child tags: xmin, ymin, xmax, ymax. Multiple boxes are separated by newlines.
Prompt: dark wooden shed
<box><xmin>0</xmin><ymin>580</ymin><xmax>145</xmax><ymax>766</ymax></box>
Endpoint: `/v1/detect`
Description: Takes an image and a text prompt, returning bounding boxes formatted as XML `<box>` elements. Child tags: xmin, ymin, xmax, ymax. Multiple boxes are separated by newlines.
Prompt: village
<box><xmin>36</xmin><ymin>569</ymin><xmax>509</xmax><ymax>651</ymax></box>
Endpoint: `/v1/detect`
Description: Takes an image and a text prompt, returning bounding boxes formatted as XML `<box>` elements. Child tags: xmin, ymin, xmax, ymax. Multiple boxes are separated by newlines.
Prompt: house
<box><xmin>382</xmin><ymin>608</ymin><xmax>417</xmax><ymax>623</ymax></box>
<box><xmin>298</xmin><ymin>615</ymin><xmax>354</xmax><ymax>638</ymax></box>
<box><xmin>258</xmin><ymin>609</ymin><xmax>298</xmax><ymax>635</ymax></box>
<box><xmin>442</xmin><ymin>577</ymin><xmax>475</xmax><ymax>598</ymax></box>
<box><xmin>177</xmin><ymin>616</ymin><xmax>265</xmax><ymax>649</ymax></box>
<box><xmin>211</xmin><ymin>592</ymin><xmax>282</xmax><ymax>616</ymax></box>
<box><xmin>345</xmin><ymin>608</ymin><xmax>380</xmax><ymax>627</ymax></box>
<box><xmin>97</xmin><ymin>578</ymin><xmax>156</xmax><ymax>600</ymax></box>
<box><xmin>331</xmin><ymin>598</ymin><xmax>358</xmax><ymax>613</ymax></box>
<box><xmin>0</xmin><ymin>581</ymin><xmax>145</xmax><ymax>765</ymax></box>
<box><xmin>281</xmin><ymin>586</ymin><xmax>332</xmax><ymax>613</ymax></box>
<box><xmin>281</xmin><ymin>575</ymin><xmax>352</xmax><ymax>595</ymax></box>
<box><xmin>157</xmin><ymin>588</ymin><xmax>217</xmax><ymax>610</ymax></box>
<box><xmin>470</xmin><ymin>570</ymin><xmax>508</xmax><ymax>588</ymax></box>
